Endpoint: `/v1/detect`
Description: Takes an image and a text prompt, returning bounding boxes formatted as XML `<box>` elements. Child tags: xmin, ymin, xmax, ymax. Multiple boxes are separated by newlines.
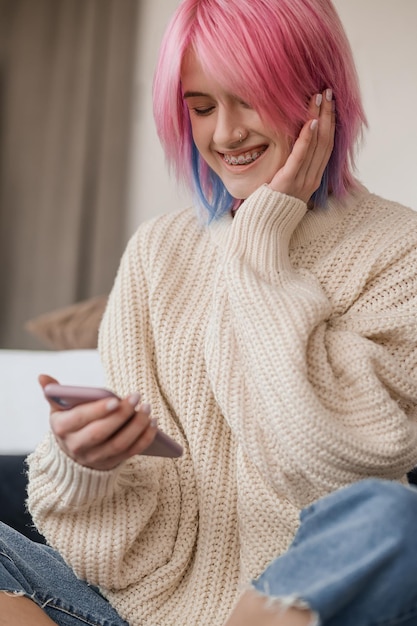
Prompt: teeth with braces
<box><xmin>223</xmin><ymin>148</ymin><xmax>266</xmax><ymax>165</ymax></box>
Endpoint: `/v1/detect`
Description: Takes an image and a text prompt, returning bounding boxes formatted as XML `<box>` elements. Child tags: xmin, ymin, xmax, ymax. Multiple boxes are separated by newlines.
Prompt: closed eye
<box><xmin>192</xmin><ymin>106</ymin><xmax>215</xmax><ymax>116</ymax></box>
<box><xmin>237</xmin><ymin>99</ymin><xmax>252</xmax><ymax>110</ymax></box>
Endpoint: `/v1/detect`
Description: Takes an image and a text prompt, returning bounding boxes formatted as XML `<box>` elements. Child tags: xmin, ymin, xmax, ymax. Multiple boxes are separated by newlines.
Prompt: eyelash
<box><xmin>190</xmin><ymin>101</ymin><xmax>252</xmax><ymax>117</ymax></box>
<box><xmin>192</xmin><ymin>106</ymin><xmax>215</xmax><ymax>117</ymax></box>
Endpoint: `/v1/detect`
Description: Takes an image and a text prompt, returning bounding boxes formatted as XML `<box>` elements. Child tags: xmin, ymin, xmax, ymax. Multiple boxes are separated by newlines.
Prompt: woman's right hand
<box><xmin>39</xmin><ymin>374</ymin><xmax>158</xmax><ymax>471</ymax></box>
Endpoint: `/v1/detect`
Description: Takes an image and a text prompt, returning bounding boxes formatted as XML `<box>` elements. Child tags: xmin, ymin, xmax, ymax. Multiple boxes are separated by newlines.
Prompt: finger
<box><xmin>309</xmin><ymin>91</ymin><xmax>323</xmax><ymax>119</ymax></box>
<box><xmin>84</xmin><ymin>416</ymin><xmax>159</xmax><ymax>470</ymax></box>
<box><xmin>299</xmin><ymin>91</ymin><xmax>330</xmax><ymax>168</ymax></box>
<box><xmin>58</xmin><ymin>400</ymin><xmax>152</xmax><ymax>459</ymax></box>
<box><xmin>298</xmin><ymin>89</ymin><xmax>335</xmax><ymax>190</ymax></box>
<box><xmin>316</xmin><ymin>88</ymin><xmax>336</xmax><ymax>172</ymax></box>
<box><xmin>71</xmin><ymin>410</ymin><xmax>157</xmax><ymax>470</ymax></box>
<box><xmin>287</xmin><ymin>90</ymin><xmax>325</xmax><ymax>176</ymax></box>
<box><xmin>39</xmin><ymin>374</ymin><xmax>59</xmax><ymax>389</ymax></box>
<box><xmin>276</xmin><ymin>116</ymin><xmax>318</xmax><ymax>182</ymax></box>
<box><xmin>291</xmin><ymin>117</ymin><xmax>319</xmax><ymax>182</ymax></box>
<box><xmin>39</xmin><ymin>374</ymin><xmax>68</xmax><ymax>415</ymax></box>
<box><xmin>52</xmin><ymin>392</ymin><xmax>141</xmax><ymax>439</ymax></box>
<box><xmin>80</xmin><ymin>400</ymin><xmax>152</xmax><ymax>450</ymax></box>
<box><xmin>304</xmin><ymin>91</ymin><xmax>324</xmax><ymax>160</ymax></box>
<box><xmin>314</xmin><ymin>89</ymin><xmax>334</xmax><ymax>156</ymax></box>
<box><xmin>268</xmin><ymin>118</ymin><xmax>317</xmax><ymax>200</ymax></box>
<box><xmin>39</xmin><ymin>374</ymin><xmax>62</xmax><ymax>410</ymax></box>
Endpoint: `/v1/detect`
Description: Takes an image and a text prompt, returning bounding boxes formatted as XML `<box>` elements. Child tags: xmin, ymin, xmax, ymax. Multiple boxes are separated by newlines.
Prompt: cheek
<box><xmin>269</xmin><ymin>137</ymin><xmax>292</xmax><ymax>169</ymax></box>
<box><xmin>189</xmin><ymin>119</ymin><xmax>209</xmax><ymax>154</ymax></box>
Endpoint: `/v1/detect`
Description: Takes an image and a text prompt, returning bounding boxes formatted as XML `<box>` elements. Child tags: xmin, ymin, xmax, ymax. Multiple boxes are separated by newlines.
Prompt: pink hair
<box><xmin>153</xmin><ymin>0</ymin><xmax>367</xmax><ymax>216</ymax></box>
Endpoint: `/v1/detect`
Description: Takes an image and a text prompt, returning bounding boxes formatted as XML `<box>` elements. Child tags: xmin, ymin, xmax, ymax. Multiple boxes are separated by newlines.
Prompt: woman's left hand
<box><xmin>268</xmin><ymin>89</ymin><xmax>335</xmax><ymax>203</ymax></box>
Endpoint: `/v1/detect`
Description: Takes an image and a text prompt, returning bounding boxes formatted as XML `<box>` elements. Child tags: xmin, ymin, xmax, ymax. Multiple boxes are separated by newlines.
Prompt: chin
<box><xmin>223</xmin><ymin>180</ymin><xmax>263</xmax><ymax>201</ymax></box>
<box><xmin>220</xmin><ymin>169</ymin><xmax>275</xmax><ymax>201</ymax></box>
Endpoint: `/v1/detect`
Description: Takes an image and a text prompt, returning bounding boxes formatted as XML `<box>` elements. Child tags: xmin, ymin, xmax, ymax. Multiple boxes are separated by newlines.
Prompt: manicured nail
<box><xmin>315</xmin><ymin>93</ymin><xmax>322</xmax><ymax>107</ymax></box>
<box><xmin>106</xmin><ymin>398</ymin><xmax>120</xmax><ymax>412</ymax></box>
<box><xmin>326</xmin><ymin>88</ymin><xmax>333</xmax><ymax>101</ymax></box>
<box><xmin>141</xmin><ymin>403</ymin><xmax>151</xmax><ymax>415</ymax></box>
<box><xmin>128</xmin><ymin>392</ymin><xmax>141</xmax><ymax>407</ymax></box>
<box><xmin>310</xmin><ymin>119</ymin><xmax>318</xmax><ymax>130</ymax></box>
<box><xmin>150</xmin><ymin>418</ymin><xmax>158</xmax><ymax>428</ymax></box>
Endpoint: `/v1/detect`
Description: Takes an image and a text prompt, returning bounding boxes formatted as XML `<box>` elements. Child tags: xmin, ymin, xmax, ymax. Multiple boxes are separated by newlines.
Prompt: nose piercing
<box><xmin>239</xmin><ymin>131</ymin><xmax>243</xmax><ymax>143</ymax></box>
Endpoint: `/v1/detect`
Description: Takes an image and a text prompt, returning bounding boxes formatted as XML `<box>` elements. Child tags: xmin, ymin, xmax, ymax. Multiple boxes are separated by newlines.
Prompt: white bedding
<box><xmin>0</xmin><ymin>349</ymin><xmax>105</xmax><ymax>454</ymax></box>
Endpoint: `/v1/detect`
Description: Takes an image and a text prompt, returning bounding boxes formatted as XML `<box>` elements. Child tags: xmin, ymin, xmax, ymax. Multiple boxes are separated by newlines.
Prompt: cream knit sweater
<box><xmin>28</xmin><ymin>185</ymin><xmax>417</xmax><ymax>625</ymax></box>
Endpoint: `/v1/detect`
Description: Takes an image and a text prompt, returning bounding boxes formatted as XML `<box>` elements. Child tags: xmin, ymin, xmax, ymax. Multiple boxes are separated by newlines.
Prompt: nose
<box><xmin>212</xmin><ymin>105</ymin><xmax>243</xmax><ymax>148</ymax></box>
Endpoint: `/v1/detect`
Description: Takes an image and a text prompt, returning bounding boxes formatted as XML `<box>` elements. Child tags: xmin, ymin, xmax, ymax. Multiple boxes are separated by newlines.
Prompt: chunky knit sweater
<box><xmin>28</xmin><ymin>185</ymin><xmax>417</xmax><ymax>626</ymax></box>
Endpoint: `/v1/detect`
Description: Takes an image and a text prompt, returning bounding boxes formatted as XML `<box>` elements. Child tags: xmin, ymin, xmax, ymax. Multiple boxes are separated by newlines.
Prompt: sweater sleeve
<box><xmin>205</xmin><ymin>185</ymin><xmax>417</xmax><ymax>507</ymax></box>
<box><xmin>27</xmin><ymin>225</ymin><xmax>193</xmax><ymax>590</ymax></box>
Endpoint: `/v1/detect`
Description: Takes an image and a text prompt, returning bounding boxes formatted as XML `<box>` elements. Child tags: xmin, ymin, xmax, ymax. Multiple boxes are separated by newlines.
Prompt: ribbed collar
<box><xmin>290</xmin><ymin>185</ymin><xmax>369</xmax><ymax>249</ymax></box>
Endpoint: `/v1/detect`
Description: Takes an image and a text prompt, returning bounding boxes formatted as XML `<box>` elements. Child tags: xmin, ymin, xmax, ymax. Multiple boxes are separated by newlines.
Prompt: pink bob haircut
<box><xmin>153</xmin><ymin>0</ymin><xmax>367</xmax><ymax>220</ymax></box>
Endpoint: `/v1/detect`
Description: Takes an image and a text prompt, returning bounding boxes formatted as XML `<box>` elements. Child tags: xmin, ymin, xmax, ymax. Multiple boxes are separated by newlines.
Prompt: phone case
<box><xmin>43</xmin><ymin>383</ymin><xmax>183</xmax><ymax>458</ymax></box>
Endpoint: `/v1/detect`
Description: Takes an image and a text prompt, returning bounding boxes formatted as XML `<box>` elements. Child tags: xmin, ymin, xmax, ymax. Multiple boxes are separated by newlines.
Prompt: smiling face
<box><xmin>181</xmin><ymin>51</ymin><xmax>291</xmax><ymax>201</ymax></box>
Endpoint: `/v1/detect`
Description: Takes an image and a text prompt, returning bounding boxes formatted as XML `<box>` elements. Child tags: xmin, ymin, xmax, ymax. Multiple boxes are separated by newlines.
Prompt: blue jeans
<box><xmin>0</xmin><ymin>524</ymin><xmax>128</xmax><ymax>625</ymax></box>
<box><xmin>253</xmin><ymin>479</ymin><xmax>417</xmax><ymax>625</ymax></box>
<box><xmin>1</xmin><ymin>479</ymin><xmax>417</xmax><ymax>625</ymax></box>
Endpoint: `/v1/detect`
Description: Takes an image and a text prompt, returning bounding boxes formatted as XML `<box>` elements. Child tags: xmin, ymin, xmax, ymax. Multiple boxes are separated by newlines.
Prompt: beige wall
<box><xmin>333</xmin><ymin>0</ymin><xmax>417</xmax><ymax>210</ymax></box>
<box><xmin>126</xmin><ymin>0</ymin><xmax>417</xmax><ymax>236</ymax></box>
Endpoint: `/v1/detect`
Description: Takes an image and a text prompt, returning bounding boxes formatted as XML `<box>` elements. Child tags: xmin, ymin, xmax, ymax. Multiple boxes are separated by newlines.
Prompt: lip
<box><xmin>218</xmin><ymin>144</ymin><xmax>268</xmax><ymax>171</ymax></box>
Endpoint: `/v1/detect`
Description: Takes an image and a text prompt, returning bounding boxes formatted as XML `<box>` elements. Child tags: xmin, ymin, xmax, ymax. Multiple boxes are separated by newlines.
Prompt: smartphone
<box><xmin>43</xmin><ymin>383</ymin><xmax>183</xmax><ymax>458</ymax></box>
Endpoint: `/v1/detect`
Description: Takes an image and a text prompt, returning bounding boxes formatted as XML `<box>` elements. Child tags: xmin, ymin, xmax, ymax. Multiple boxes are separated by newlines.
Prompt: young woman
<box><xmin>2</xmin><ymin>1</ymin><xmax>417</xmax><ymax>625</ymax></box>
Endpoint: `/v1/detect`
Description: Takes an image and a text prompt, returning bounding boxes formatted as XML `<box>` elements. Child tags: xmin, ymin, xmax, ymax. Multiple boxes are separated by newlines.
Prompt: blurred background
<box><xmin>0</xmin><ymin>0</ymin><xmax>416</xmax><ymax>349</ymax></box>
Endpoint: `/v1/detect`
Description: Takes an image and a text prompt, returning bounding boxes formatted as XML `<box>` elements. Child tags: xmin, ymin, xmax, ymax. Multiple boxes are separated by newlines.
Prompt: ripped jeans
<box><xmin>252</xmin><ymin>479</ymin><xmax>417</xmax><ymax>625</ymax></box>
<box><xmin>1</xmin><ymin>479</ymin><xmax>417</xmax><ymax>625</ymax></box>
<box><xmin>0</xmin><ymin>523</ymin><xmax>128</xmax><ymax>626</ymax></box>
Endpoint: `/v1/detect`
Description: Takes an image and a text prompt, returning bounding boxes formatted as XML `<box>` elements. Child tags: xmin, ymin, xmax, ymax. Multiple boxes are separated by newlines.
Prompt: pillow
<box><xmin>25</xmin><ymin>295</ymin><xmax>107</xmax><ymax>350</ymax></box>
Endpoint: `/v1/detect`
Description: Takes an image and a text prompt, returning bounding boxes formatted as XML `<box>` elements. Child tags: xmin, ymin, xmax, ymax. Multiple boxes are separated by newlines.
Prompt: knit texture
<box><xmin>28</xmin><ymin>185</ymin><xmax>417</xmax><ymax>625</ymax></box>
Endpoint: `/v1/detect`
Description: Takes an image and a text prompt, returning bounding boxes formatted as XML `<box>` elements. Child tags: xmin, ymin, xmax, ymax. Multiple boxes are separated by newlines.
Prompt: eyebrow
<box><xmin>183</xmin><ymin>91</ymin><xmax>209</xmax><ymax>99</ymax></box>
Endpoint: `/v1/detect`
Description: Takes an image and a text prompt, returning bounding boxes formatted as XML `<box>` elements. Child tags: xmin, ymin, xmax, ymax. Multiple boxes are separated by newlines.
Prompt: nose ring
<box><xmin>239</xmin><ymin>131</ymin><xmax>243</xmax><ymax>143</ymax></box>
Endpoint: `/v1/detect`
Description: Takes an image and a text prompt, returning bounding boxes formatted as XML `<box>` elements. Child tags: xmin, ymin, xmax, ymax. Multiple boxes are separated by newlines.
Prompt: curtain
<box><xmin>0</xmin><ymin>0</ymin><xmax>139</xmax><ymax>348</ymax></box>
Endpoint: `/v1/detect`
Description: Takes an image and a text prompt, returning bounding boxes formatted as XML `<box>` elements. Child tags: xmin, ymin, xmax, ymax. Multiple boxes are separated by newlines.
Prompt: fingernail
<box><xmin>106</xmin><ymin>398</ymin><xmax>120</xmax><ymax>412</ymax></box>
<box><xmin>310</xmin><ymin>119</ymin><xmax>318</xmax><ymax>130</ymax></box>
<box><xmin>128</xmin><ymin>392</ymin><xmax>141</xmax><ymax>407</ymax></box>
<box><xmin>141</xmin><ymin>403</ymin><xmax>151</xmax><ymax>415</ymax></box>
<box><xmin>150</xmin><ymin>418</ymin><xmax>158</xmax><ymax>428</ymax></box>
<box><xmin>326</xmin><ymin>88</ymin><xmax>333</xmax><ymax>101</ymax></box>
<box><xmin>315</xmin><ymin>93</ymin><xmax>322</xmax><ymax>107</ymax></box>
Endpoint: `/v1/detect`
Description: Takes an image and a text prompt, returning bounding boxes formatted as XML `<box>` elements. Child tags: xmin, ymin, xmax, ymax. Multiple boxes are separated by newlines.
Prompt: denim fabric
<box><xmin>2</xmin><ymin>480</ymin><xmax>417</xmax><ymax>625</ymax></box>
<box><xmin>253</xmin><ymin>479</ymin><xmax>417</xmax><ymax>625</ymax></box>
<box><xmin>0</xmin><ymin>522</ymin><xmax>127</xmax><ymax>626</ymax></box>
